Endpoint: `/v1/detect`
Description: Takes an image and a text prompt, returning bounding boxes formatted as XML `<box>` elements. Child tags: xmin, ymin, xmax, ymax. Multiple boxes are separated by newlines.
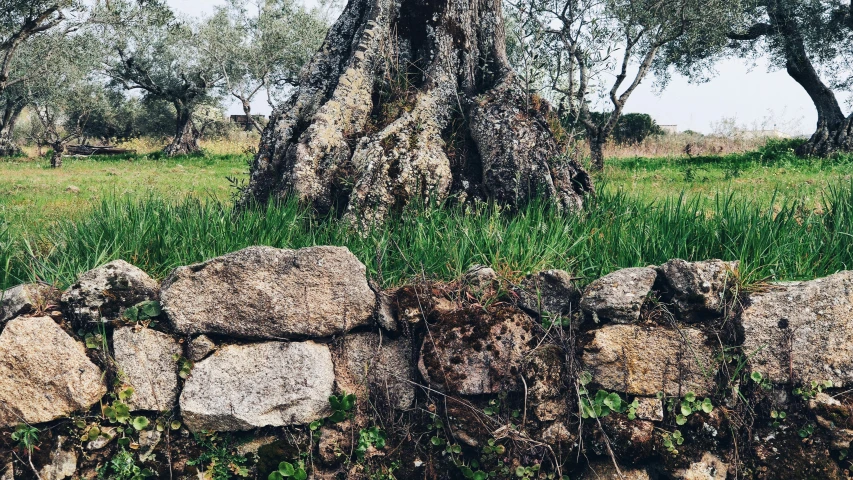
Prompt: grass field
<box><xmin>2</xmin><ymin>139</ymin><xmax>852</xmax><ymax>290</ymax></box>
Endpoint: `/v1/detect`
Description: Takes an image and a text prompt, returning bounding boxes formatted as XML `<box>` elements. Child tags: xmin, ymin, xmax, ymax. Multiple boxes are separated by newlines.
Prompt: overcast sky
<box><xmin>168</xmin><ymin>0</ymin><xmax>846</xmax><ymax>136</ymax></box>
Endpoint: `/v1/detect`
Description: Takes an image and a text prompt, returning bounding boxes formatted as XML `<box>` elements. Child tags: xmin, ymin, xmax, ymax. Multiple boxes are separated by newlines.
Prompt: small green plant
<box><xmin>97</xmin><ymin>448</ymin><xmax>153</xmax><ymax>480</ymax></box>
<box><xmin>580</xmin><ymin>390</ymin><xmax>635</xmax><ymax>419</ymax></box>
<box><xmin>749</xmin><ymin>371</ymin><xmax>773</xmax><ymax>390</ymax></box>
<box><xmin>172</xmin><ymin>354</ymin><xmax>193</xmax><ymax>379</ymax></box>
<box><xmin>268</xmin><ymin>461</ymin><xmax>307</xmax><ymax>480</ymax></box>
<box><xmin>660</xmin><ymin>430</ymin><xmax>684</xmax><ymax>455</ymax></box>
<box><xmin>328</xmin><ymin>393</ymin><xmax>356</xmax><ymax>422</ymax></box>
<box><xmin>483</xmin><ymin>398</ymin><xmax>500</xmax><ymax>416</ymax></box>
<box><xmin>355</xmin><ymin>426</ymin><xmax>387</xmax><ymax>460</ymax></box>
<box><xmin>11</xmin><ymin>424</ymin><xmax>39</xmax><ymax>454</ymax></box>
<box><xmin>794</xmin><ymin>379</ymin><xmax>833</xmax><ymax>400</ymax></box>
<box><xmin>103</xmin><ymin>387</ymin><xmax>135</xmax><ymax>425</ymax></box>
<box><xmin>514</xmin><ymin>463</ymin><xmax>541</xmax><ymax>479</ymax></box>
<box><xmin>798</xmin><ymin>423</ymin><xmax>815</xmax><ymax>438</ymax></box>
<box><xmin>770</xmin><ymin>409</ymin><xmax>787</xmax><ymax>428</ymax></box>
<box><xmin>122</xmin><ymin>300</ymin><xmax>162</xmax><ymax>323</ymax></box>
<box><xmin>187</xmin><ymin>432</ymin><xmax>249</xmax><ymax>479</ymax></box>
<box><xmin>670</xmin><ymin>392</ymin><xmax>714</xmax><ymax>425</ymax></box>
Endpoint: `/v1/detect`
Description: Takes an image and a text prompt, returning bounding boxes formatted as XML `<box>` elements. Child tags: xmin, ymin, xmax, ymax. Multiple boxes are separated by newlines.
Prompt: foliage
<box><xmin>667</xmin><ymin>392</ymin><xmax>714</xmax><ymax>426</ymax></box>
<box><xmin>11</xmin><ymin>424</ymin><xmax>39</xmax><ymax>454</ymax></box>
<box><xmin>268</xmin><ymin>461</ymin><xmax>307</xmax><ymax>480</ymax></box>
<box><xmin>97</xmin><ymin>448</ymin><xmax>153</xmax><ymax>480</ymax></box>
<box><xmin>187</xmin><ymin>432</ymin><xmax>250</xmax><ymax>479</ymax></box>
<box><xmin>793</xmin><ymin>379</ymin><xmax>834</xmax><ymax>400</ymax></box>
<box><xmin>584</xmin><ymin>112</ymin><xmax>665</xmax><ymax>144</ymax></box>
<box><xmin>355</xmin><ymin>426</ymin><xmax>387</xmax><ymax>460</ymax></box>
<box><xmin>2</xmin><ymin>169</ymin><xmax>853</xmax><ymax>291</ymax></box>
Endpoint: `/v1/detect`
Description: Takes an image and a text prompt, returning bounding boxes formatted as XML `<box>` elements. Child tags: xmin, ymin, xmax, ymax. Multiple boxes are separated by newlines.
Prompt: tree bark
<box><xmin>163</xmin><ymin>103</ymin><xmax>201</xmax><ymax>157</ymax></box>
<box><xmin>50</xmin><ymin>142</ymin><xmax>63</xmax><ymax>168</ymax></box>
<box><xmin>0</xmin><ymin>99</ymin><xmax>23</xmax><ymax>157</ymax></box>
<box><xmin>766</xmin><ymin>0</ymin><xmax>852</xmax><ymax>157</ymax></box>
<box><xmin>240</xmin><ymin>0</ymin><xmax>592</xmax><ymax>223</ymax></box>
<box><xmin>589</xmin><ymin>138</ymin><xmax>605</xmax><ymax>172</ymax></box>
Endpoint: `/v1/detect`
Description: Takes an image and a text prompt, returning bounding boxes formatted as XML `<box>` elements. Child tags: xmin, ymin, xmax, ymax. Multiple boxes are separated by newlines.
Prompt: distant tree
<box><xmin>612</xmin><ymin>113</ymin><xmax>664</xmax><ymax>144</ymax></box>
<box><xmin>95</xmin><ymin>1</ymin><xmax>223</xmax><ymax>156</ymax></box>
<box><xmin>506</xmin><ymin>0</ymin><xmax>742</xmax><ymax>170</ymax></box>
<box><xmin>200</xmin><ymin>0</ymin><xmax>330</xmax><ymax>133</ymax></box>
<box><xmin>25</xmin><ymin>32</ymin><xmax>102</xmax><ymax>167</ymax></box>
<box><xmin>662</xmin><ymin>0</ymin><xmax>852</xmax><ymax>157</ymax></box>
<box><xmin>0</xmin><ymin>0</ymin><xmax>79</xmax><ymax>156</ymax></box>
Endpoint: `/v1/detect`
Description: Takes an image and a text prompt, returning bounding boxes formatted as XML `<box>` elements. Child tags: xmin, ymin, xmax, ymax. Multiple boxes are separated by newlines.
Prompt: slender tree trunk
<box><xmin>50</xmin><ymin>142</ymin><xmax>63</xmax><ymax>168</ymax></box>
<box><xmin>163</xmin><ymin>103</ymin><xmax>200</xmax><ymax>157</ymax></box>
<box><xmin>240</xmin><ymin>0</ymin><xmax>592</xmax><ymax>223</ymax></box>
<box><xmin>589</xmin><ymin>138</ymin><xmax>605</xmax><ymax>172</ymax></box>
<box><xmin>0</xmin><ymin>101</ymin><xmax>23</xmax><ymax>157</ymax></box>
<box><xmin>240</xmin><ymin>99</ymin><xmax>263</xmax><ymax>134</ymax></box>
<box><xmin>769</xmin><ymin>0</ymin><xmax>852</xmax><ymax>157</ymax></box>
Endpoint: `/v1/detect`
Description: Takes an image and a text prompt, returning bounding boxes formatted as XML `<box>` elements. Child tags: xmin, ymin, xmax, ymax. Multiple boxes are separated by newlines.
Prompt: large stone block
<box><xmin>113</xmin><ymin>327</ymin><xmax>182</xmax><ymax>411</ymax></box>
<box><xmin>582</xmin><ymin>324</ymin><xmax>717</xmax><ymax>396</ymax></box>
<box><xmin>741</xmin><ymin>271</ymin><xmax>853</xmax><ymax>386</ymax></box>
<box><xmin>179</xmin><ymin>341</ymin><xmax>334</xmax><ymax>431</ymax></box>
<box><xmin>657</xmin><ymin>259</ymin><xmax>739</xmax><ymax>322</ymax></box>
<box><xmin>61</xmin><ymin>260</ymin><xmax>159</xmax><ymax>324</ymax></box>
<box><xmin>1</xmin><ymin>283</ymin><xmax>60</xmax><ymax>324</ymax></box>
<box><xmin>161</xmin><ymin>246</ymin><xmax>376</xmax><ymax>339</ymax></box>
<box><xmin>333</xmin><ymin>332</ymin><xmax>415</xmax><ymax>411</ymax></box>
<box><xmin>0</xmin><ymin>317</ymin><xmax>106</xmax><ymax>427</ymax></box>
<box><xmin>580</xmin><ymin>267</ymin><xmax>657</xmax><ymax>324</ymax></box>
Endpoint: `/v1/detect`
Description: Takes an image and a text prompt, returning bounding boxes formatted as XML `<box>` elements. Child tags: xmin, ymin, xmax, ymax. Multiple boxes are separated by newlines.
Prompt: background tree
<box><xmin>25</xmin><ymin>32</ymin><xmax>102</xmax><ymax>167</ymax></box>
<box><xmin>662</xmin><ymin>0</ymin><xmax>852</xmax><ymax>157</ymax></box>
<box><xmin>0</xmin><ymin>0</ymin><xmax>78</xmax><ymax>156</ymax></box>
<box><xmin>507</xmin><ymin>0</ymin><xmax>742</xmax><ymax>170</ymax></box>
<box><xmin>96</xmin><ymin>1</ymin><xmax>223</xmax><ymax>156</ymax></box>
<box><xmin>200</xmin><ymin>0</ymin><xmax>331</xmax><ymax>133</ymax></box>
<box><xmin>240</xmin><ymin>0</ymin><xmax>593</xmax><ymax>225</ymax></box>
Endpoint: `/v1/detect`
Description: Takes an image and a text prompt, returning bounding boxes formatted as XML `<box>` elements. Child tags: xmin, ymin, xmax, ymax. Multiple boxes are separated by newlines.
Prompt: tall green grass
<box><xmin>2</xmin><ymin>180</ymin><xmax>852</xmax><ymax>290</ymax></box>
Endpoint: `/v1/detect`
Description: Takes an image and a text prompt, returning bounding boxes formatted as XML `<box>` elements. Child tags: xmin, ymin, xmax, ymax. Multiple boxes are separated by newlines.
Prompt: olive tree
<box><xmin>506</xmin><ymin>0</ymin><xmax>742</xmax><ymax>170</ymax></box>
<box><xmin>200</xmin><ymin>0</ymin><xmax>331</xmax><ymax>133</ymax></box>
<box><xmin>24</xmin><ymin>32</ymin><xmax>102</xmax><ymax>167</ymax></box>
<box><xmin>0</xmin><ymin>0</ymin><xmax>79</xmax><ymax>156</ymax></box>
<box><xmin>240</xmin><ymin>0</ymin><xmax>594</xmax><ymax>224</ymax></box>
<box><xmin>96</xmin><ymin>1</ymin><xmax>223</xmax><ymax>156</ymax></box>
<box><xmin>668</xmin><ymin>0</ymin><xmax>852</xmax><ymax>157</ymax></box>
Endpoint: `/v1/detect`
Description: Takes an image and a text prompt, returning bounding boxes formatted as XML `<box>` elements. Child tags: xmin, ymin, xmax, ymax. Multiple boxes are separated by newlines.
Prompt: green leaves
<box><xmin>328</xmin><ymin>393</ymin><xmax>356</xmax><ymax>423</ymax></box>
<box><xmin>672</xmin><ymin>392</ymin><xmax>713</xmax><ymax>425</ymax></box>
<box><xmin>131</xmin><ymin>416</ymin><xmax>149</xmax><ymax>431</ymax></box>
<box><xmin>11</xmin><ymin>424</ymin><xmax>39</xmax><ymax>454</ymax></box>
<box><xmin>123</xmin><ymin>300</ymin><xmax>162</xmax><ymax>322</ymax></box>
<box><xmin>268</xmin><ymin>461</ymin><xmax>307</xmax><ymax>480</ymax></box>
<box><xmin>580</xmin><ymin>389</ymin><xmax>631</xmax><ymax>419</ymax></box>
<box><xmin>355</xmin><ymin>426</ymin><xmax>387</xmax><ymax>460</ymax></box>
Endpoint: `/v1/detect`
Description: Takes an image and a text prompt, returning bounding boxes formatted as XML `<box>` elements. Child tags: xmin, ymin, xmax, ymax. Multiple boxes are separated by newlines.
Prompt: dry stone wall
<box><xmin>0</xmin><ymin>246</ymin><xmax>851</xmax><ymax>479</ymax></box>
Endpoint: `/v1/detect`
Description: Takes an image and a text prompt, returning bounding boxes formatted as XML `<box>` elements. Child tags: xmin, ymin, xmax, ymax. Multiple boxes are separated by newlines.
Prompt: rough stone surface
<box><xmin>1</xmin><ymin>283</ymin><xmax>60</xmax><ymax>324</ymax></box>
<box><xmin>658</xmin><ymin>259</ymin><xmax>739</xmax><ymax>321</ymax></box>
<box><xmin>809</xmin><ymin>392</ymin><xmax>853</xmax><ymax>449</ymax></box>
<box><xmin>463</xmin><ymin>265</ymin><xmax>498</xmax><ymax>294</ymax></box>
<box><xmin>741</xmin><ymin>271</ymin><xmax>853</xmax><ymax>386</ymax></box>
<box><xmin>0</xmin><ymin>317</ymin><xmax>106</xmax><ymax>427</ymax></box>
<box><xmin>61</xmin><ymin>260</ymin><xmax>159</xmax><ymax>324</ymax></box>
<box><xmin>375</xmin><ymin>290</ymin><xmax>399</xmax><ymax>333</ymax></box>
<box><xmin>180</xmin><ymin>341</ymin><xmax>334</xmax><ymax>431</ymax></box>
<box><xmin>580</xmin><ymin>267</ymin><xmax>657</xmax><ymax>324</ymax></box>
<box><xmin>582</xmin><ymin>324</ymin><xmax>717</xmax><ymax>396</ymax></box>
<box><xmin>579</xmin><ymin>462</ymin><xmax>651</xmax><ymax>480</ymax></box>
<box><xmin>524</xmin><ymin>344</ymin><xmax>566</xmax><ymax>421</ymax></box>
<box><xmin>161</xmin><ymin>246</ymin><xmax>376</xmax><ymax>339</ymax></box>
<box><xmin>39</xmin><ymin>438</ymin><xmax>77</xmax><ymax>480</ymax></box>
<box><xmin>113</xmin><ymin>327</ymin><xmax>181</xmax><ymax>411</ymax></box>
<box><xmin>675</xmin><ymin>452</ymin><xmax>728</xmax><ymax>480</ymax></box>
<box><xmin>418</xmin><ymin>305</ymin><xmax>537</xmax><ymax>395</ymax></box>
<box><xmin>516</xmin><ymin>269</ymin><xmax>580</xmax><ymax>317</ymax></box>
<box><xmin>188</xmin><ymin>335</ymin><xmax>217</xmax><ymax>362</ymax></box>
<box><xmin>541</xmin><ymin>422</ymin><xmax>572</xmax><ymax>445</ymax></box>
<box><xmin>634</xmin><ymin>397</ymin><xmax>664</xmax><ymax>422</ymax></box>
<box><xmin>333</xmin><ymin>332</ymin><xmax>415</xmax><ymax>411</ymax></box>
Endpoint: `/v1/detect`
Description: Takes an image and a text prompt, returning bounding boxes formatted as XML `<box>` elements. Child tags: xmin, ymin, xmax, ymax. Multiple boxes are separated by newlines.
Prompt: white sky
<box><xmin>168</xmin><ymin>0</ymin><xmax>838</xmax><ymax>136</ymax></box>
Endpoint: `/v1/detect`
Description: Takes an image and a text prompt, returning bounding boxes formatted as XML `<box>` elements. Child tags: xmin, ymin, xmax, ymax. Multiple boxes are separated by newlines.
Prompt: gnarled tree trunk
<box><xmin>163</xmin><ymin>103</ymin><xmax>200</xmax><ymax>157</ymax></box>
<box><xmin>798</xmin><ymin>114</ymin><xmax>853</xmax><ymax>157</ymax></box>
<box><xmin>241</xmin><ymin>0</ymin><xmax>592</xmax><ymax>223</ymax></box>
<box><xmin>0</xmin><ymin>101</ymin><xmax>23</xmax><ymax>157</ymax></box>
<box><xmin>50</xmin><ymin>142</ymin><xmax>64</xmax><ymax>168</ymax></box>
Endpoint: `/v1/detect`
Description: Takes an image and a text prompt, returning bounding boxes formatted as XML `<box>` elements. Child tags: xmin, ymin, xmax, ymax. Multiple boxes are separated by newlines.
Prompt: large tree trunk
<box><xmin>768</xmin><ymin>0</ymin><xmax>852</xmax><ymax>157</ymax></box>
<box><xmin>589</xmin><ymin>138</ymin><xmax>605</xmax><ymax>172</ymax></box>
<box><xmin>163</xmin><ymin>104</ymin><xmax>201</xmax><ymax>157</ymax></box>
<box><xmin>240</xmin><ymin>0</ymin><xmax>592</xmax><ymax>223</ymax></box>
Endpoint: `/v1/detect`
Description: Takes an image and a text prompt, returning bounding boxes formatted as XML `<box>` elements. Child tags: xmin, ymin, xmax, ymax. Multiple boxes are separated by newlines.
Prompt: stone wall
<box><xmin>0</xmin><ymin>246</ymin><xmax>851</xmax><ymax>479</ymax></box>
